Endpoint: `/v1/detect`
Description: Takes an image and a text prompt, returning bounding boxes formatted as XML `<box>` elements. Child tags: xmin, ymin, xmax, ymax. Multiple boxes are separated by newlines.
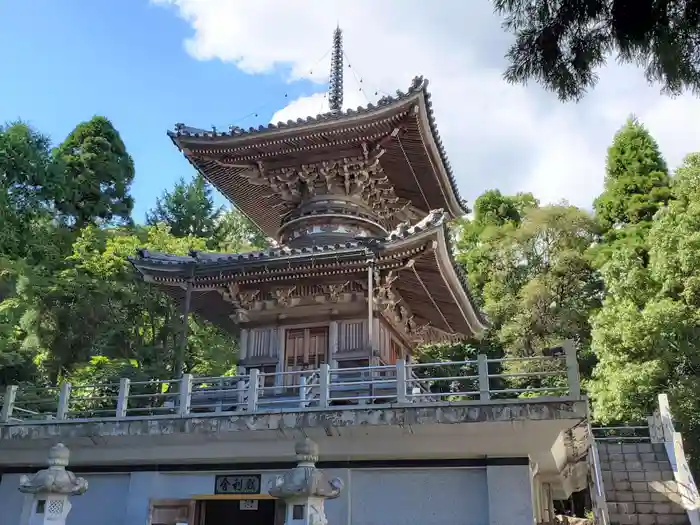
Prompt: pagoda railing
<box><xmin>0</xmin><ymin>349</ymin><xmax>581</xmax><ymax>425</ymax></box>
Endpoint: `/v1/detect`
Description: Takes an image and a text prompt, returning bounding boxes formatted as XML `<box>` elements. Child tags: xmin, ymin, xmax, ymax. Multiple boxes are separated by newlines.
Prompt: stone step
<box><xmin>600</xmin><ymin>443</ymin><xmax>666</xmax><ymax>454</ymax></box>
<box><xmin>608</xmin><ymin>512</ymin><xmax>689</xmax><ymax>524</ymax></box>
<box><xmin>606</xmin><ymin>491</ymin><xmax>684</xmax><ymax>505</ymax></box>
<box><xmin>605</xmin><ymin>480</ymin><xmax>681</xmax><ymax>496</ymax></box>
<box><xmin>600</xmin><ymin>460</ymin><xmax>673</xmax><ymax>472</ymax></box>
<box><xmin>608</xmin><ymin>502</ymin><xmax>686</xmax><ymax>515</ymax></box>
<box><xmin>600</xmin><ymin>451</ymin><xmax>670</xmax><ymax>462</ymax></box>
<box><xmin>602</xmin><ymin>470</ymin><xmax>676</xmax><ymax>483</ymax></box>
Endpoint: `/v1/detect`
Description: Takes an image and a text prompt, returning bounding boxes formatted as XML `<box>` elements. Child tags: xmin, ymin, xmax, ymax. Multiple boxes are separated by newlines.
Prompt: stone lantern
<box><xmin>18</xmin><ymin>443</ymin><xmax>88</xmax><ymax>525</ymax></box>
<box><xmin>269</xmin><ymin>438</ymin><xmax>344</xmax><ymax>525</ymax></box>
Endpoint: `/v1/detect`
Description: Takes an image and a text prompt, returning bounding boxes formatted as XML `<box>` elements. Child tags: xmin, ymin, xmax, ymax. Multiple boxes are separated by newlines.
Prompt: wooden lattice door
<box><xmin>284</xmin><ymin>327</ymin><xmax>328</xmax><ymax>387</ymax></box>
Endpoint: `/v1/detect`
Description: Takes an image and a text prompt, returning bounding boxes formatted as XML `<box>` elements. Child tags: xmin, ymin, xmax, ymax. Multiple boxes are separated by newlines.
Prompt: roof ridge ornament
<box><xmin>328</xmin><ymin>26</ymin><xmax>344</xmax><ymax>114</ymax></box>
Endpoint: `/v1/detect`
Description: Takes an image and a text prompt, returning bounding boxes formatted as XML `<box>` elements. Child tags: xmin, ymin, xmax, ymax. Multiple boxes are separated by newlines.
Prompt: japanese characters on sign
<box><xmin>214</xmin><ymin>474</ymin><xmax>262</xmax><ymax>495</ymax></box>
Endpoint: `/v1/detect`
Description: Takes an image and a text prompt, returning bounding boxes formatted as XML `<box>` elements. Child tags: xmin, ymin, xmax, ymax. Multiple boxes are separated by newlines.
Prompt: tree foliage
<box><xmin>146</xmin><ymin>174</ymin><xmax>221</xmax><ymax>240</ymax></box>
<box><xmin>0</xmin><ymin>122</ymin><xmax>65</xmax><ymax>261</ymax></box>
<box><xmin>594</xmin><ymin>117</ymin><xmax>671</xmax><ymax>232</ymax></box>
<box><xmin>589</xmin><ymin>152</ymin><xmax>700</xmax><ymax>468</ymax></box>
<box><xmin>53</xmin><ymin>116</ymin><xmax>135</xmax><ymax>229</ymax></box>
<box><xmin>215</xmin><ymin>208</ymin><xmax>268</xmax><ymax>253</ymax></box>
<box><xmin>494</xmin><ymin>0</ymin><xmax>700</xmax><ymax>101</ymax></box>
<box><xmin>452</xmin><ymin>193</ymin><xmax>601</xmax><ymax>390</ymax></box>
<box><xmin>146</xmin><ymin>173</ymin><xmax>266</xmax><ymax>252</ymax></box>
<box><xmin>0</xmin><ymin>119</ymin><xmax>256</xmax><ymax>390</ymax></box>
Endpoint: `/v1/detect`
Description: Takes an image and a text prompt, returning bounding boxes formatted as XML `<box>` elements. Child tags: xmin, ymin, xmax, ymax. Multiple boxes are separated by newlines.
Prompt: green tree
<box><xmin>53</xmin><ymin>116</ymin><xmax>135</xmax><ymax>229</ymax></box>
<box><xmin>0</xmin><ymin>122</ymin><xmax>73</xmax><ymax>385</ymax></box>
<box><xmin>147</xmin><ymin>174</ymin><xmax>221</xmax><ymax>241</ymax></box>
<box><xmin>0</xmin><ymin>122</ymin><xmax>65</xmax><ymax>261</ymax></box>
<box><xmin>594</xmin><ymin>117</ymin><xmax>671</xmax><ymax>232</ymax></box>
<box><xmin>589</xmin><ymin>152</ymin><xmax>700</xmax><ymax>469</ymax></box>
<box><xmin>215</xmin><ymin>208</ymin><xmax>268</xmax><ymax>252</ymax></box>
<box><xmin>494</xmin><ymin>0</ymin><xmax>700</xmax><ymax>101</ymax></box>
<box><xmin>472</xmin><ymin>189</ymin><xmax>539</xmax><ymax>228</ymax></box>
<box><xmin>482</xmin><ymin>205</ymin><xmax>601</xmax><ymax>361</ymax></box>
<box><xmin>11</xmin><ymin>224</ymin><xmax>236</xmax><ymax>383</ymax></box>
<box><xmin>146</xmin><ymin>174</ymin><xmax>266</xmax><ymax>252</ymax></box>
<box><xmin>454</xmin><ymin>190</ymin><xmax>539</xmax><ymax>306</ymax></box>
<box><xmin>454</xmin><ymin>195</ymin><xmax>601</xmax><ymax>393</ymax></box>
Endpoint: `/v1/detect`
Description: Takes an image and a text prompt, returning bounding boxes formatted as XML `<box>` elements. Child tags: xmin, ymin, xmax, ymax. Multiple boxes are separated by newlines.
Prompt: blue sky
<box><xmin>0</xmin><ymin>0</ymin><xmax>321</xmax><ymax>222</ymax></box>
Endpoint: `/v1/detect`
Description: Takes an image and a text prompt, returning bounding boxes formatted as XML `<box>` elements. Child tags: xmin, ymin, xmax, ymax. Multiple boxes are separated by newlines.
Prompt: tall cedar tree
<box><xmin>146</xmin><ymin>174</ymin><xmax>221</xmax><ymax>239</ymax></box>
<box><xmin>146</xmin><ymin>174</ymin><xmax>267</xmax><ymax>252</ymax></box>
<box><xmin>594</xmin><ymin>117</ymin><xmax>671</xmax><ymax>232</ymax></box>
<box><xmin>494</xmin><ymin>0</ymin><xmax>700</xmax><ymax>101</ymax></box>
<box><xmin>53</xmin><ymin>116</ymin><xmax>135</xmax><ymax>229</ymax></box>
<box><xmin>0</xmin><ymin>122</ymin><xmax>66</xmax><ymax>261</ymax></box>
<box><xmin>589</xmin><ymin>152</ymin><xmax>700</xmax><ymax>471</ymax></box>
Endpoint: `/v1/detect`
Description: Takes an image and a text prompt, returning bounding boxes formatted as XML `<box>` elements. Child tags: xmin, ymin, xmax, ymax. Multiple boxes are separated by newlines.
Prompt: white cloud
<box><xmin>155</xmin><ymin>0</ymin><xmax>700</xmax><ymax>211</ymax></box>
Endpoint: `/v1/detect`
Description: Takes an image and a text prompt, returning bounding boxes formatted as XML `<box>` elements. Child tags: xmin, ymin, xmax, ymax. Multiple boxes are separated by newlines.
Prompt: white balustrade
<box><xmin>0</xmin><ymin>341</ymin><xmax>582</xmax><ymax>424</ymax></box>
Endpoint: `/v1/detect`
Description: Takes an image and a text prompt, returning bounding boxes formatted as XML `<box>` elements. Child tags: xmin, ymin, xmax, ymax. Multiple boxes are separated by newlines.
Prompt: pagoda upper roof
<box><xmin>130</xmin><ymin>210</ymin><xmax>487</xmax><ymax>340</ymax></box>
<box><xmin>168</xmin><ymin>76</ymin><xmax>469</xmax><ymax>239</ymax></box>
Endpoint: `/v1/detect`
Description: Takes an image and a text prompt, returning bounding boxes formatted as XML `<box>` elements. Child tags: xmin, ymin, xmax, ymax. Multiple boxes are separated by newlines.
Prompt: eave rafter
<box><xmin>372</xmin><ymin>242</ymin><xmax>463</xmax><ymax>345</ymax></box>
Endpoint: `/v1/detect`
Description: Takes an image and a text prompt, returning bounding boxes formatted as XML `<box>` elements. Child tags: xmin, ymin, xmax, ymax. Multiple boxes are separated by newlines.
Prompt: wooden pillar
<box><xmin>175</xmin><ymin>278</ymin><xmax>193</xmax><ymax>379</ymax></box>
<box><xmin>329</xmin><ymin>321</ymin><xmax>339</xmax><ymax>368</ymax></box>
<box><xmin>276</xmin><ymin>326</ymin><xmax>286</xmax><ymax>392</ymax></box>
<box><xmin>372</xmin><ymin>319</ymin><xmax>380</xmax><ymax>360</ymax></box>
<box><xmin>239</xmin><ymin>329</ymin><xmax>249</xmax><ymax>360</ymax></box>
<box><xmin>367</xmin><ymin>261</ymin><xmax>374</xmax><ymax>350</ymax></box>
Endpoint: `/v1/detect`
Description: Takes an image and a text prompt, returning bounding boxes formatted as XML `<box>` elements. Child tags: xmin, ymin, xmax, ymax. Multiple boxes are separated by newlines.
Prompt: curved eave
<box><xmin>128</xmin><ymin>222</ymin><xmax>487</xmax><ymax>338</ymax></box>
<box><xmin>382</xmin><ymin>224</ymin><xmax>487</xmax><ymax>338</ymax></box>
<box><xmin>128</xmin><ymin>245</ymin><xmax>370</xmax><ymax>285</ymax></box>
<box><xmin>433</xmin><ymin>226</ymin><xmax>488</xmax><ymax>337</ymax></box>
<box><xmin>167</xmin><ymin>77</ymin><xmax>469</xmax><ymax>229</ymax></box>
<box><xmin>169</xmin><ymin>91</ymin><xmax>418</xmax><ymax>149</ymax></box>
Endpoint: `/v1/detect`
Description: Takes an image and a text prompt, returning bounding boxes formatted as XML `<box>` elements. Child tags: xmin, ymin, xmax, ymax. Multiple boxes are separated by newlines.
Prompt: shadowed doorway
<box><xmin>203</xmin><ymin>499</ymin><xmax>281</xmax><ymax>525</ymax></box>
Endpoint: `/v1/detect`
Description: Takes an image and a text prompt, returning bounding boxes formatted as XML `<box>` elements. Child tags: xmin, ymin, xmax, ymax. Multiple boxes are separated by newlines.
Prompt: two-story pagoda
<box><xmin>130</xmin><ymin>32</ymin><xmax>487</xmax><ymax>392</ymax></box>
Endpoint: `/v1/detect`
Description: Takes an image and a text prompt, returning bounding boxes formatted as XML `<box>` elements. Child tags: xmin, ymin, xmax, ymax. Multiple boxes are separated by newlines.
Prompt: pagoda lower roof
<box><xmin>130</xmin><ymin>213</ymin><xmax>487</xmax><ymax>338</ymax></box>
<box><xmin>168</xmin><ymin>76</ymin><xmax>468</xmax><ymax>238</ymax></box>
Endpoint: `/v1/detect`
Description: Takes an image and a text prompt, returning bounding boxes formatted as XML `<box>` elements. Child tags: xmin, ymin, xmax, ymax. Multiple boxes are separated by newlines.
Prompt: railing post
<box><xmin>116</xmin><ymin>378</ymin><xmax>130</xmax><ymax>418</ymax></box>
<box><xmin>247</xmin><ymin>368</ymin><xmax>259</xmax><ymax>412</ymax></box>
<box><xmin>56</xmin><ymin>382</ymin><xmax>72</xmax><ymax>420</ymax></box>
<box><xmin>396</xmin><ymin>360</ymin><xmax>408</xmax><ymax>403</ymax></box>
<box><xmin>477</xmin><ymin>354</ymin><xmax>490</xmax><ymax>401</ymax></box>
<box><xmin>319</xmin><ymin>364</ymin><xmax>330</xmax><ymax>408</ymax></box>
<box><xmin>178</xmin><ymin>374</ymin><xmax>193</xmax><ymax>417</ymax></box>
<box><xmin>237</xmin><ymin>378</ymin><xmax>246</xmax><ymax>408</ymax></box>
<box><xmin>1</xmin><ymin>385</ymin><xmax>18</xmax><ymax>423</ymax></box>
<box><xmin>562</xmin><ymin>339</ymin><xmax>581</xmax><ymax>399</ymax></box>
<box><xmin>298</xmin><ymin>375</ymin><xmax>307</xmax><ymax>408</ymax></box>
<box><xmin>648</xmin><ymin>411</ymin><xmax>664</xmax><ymax>443</ymax></box>
<box><xmin>658</xmin><ymin>393</ymin><xmax>673</xmax><ymax>441</ymax></box>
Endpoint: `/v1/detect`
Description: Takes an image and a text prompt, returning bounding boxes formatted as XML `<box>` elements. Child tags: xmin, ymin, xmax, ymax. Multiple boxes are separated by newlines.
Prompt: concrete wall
<box><xmin>0</xmin><ymin>473</ymin><xmax>130</xmax><ymax>525</ymax></box>
<box><xmin>0</xmin><ymin>466</ymin><xmax>533</xmax><ymax>525</ymax></box>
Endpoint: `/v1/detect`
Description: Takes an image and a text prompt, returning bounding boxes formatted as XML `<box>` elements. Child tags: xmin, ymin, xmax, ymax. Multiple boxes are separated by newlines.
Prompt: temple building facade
<box><xmin>5</xmin><ymin>28</ymin><xmax>696</xmax><ymax>525</ymax></box>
